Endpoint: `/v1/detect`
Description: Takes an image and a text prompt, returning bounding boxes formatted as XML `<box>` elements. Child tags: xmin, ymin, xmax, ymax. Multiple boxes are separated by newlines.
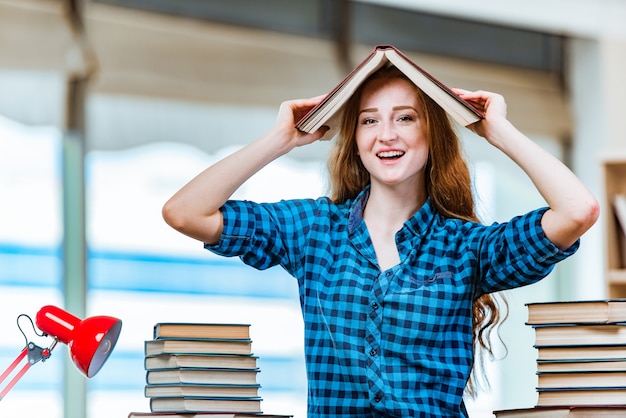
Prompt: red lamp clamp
<box><xmin>0</xmin><ymin>337</ymin><xmax>58</xmax><ymax>400</ymax></box>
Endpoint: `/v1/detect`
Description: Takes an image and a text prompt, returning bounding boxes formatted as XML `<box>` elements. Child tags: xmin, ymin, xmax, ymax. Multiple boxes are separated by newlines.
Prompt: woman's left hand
<box><xmin>452</xmin><ymin>88</ymin><xmax>508</xmax><ymax>139</ymax></box>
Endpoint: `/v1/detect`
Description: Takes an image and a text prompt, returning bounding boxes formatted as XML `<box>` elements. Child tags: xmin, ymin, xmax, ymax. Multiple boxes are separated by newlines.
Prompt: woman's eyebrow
<box><xmin>393</xmin><ymin>105</ymin><xmax>418</xmax><ymax>112</ymax></box>
<box><xmin>359</xmin><ymin>105</ymin><xmax>418</xmax><ymax>115</ymax></box>
<box><xmin>359</xmin><ymin>107</ymin><xmax>377</xmax><ymax>115</ymax></box>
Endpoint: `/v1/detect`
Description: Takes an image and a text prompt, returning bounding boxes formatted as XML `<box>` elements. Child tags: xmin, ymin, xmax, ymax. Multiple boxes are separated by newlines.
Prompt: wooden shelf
<box><xmin>602</xmin><ymin>157</ymin><xmax>626</xmax><ymax>297</ymax></box>
<box><xmin>608</xmin><ymin>269</ymin><xmax>626</xmax><ymax>284</ymax></box>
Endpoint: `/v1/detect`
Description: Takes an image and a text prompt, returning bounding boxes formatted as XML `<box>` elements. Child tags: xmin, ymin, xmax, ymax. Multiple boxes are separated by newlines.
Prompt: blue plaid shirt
<box><xmin>206</xmin><ymin>188</ymin><xmax>578</xmax><ymax>417</ymax></box>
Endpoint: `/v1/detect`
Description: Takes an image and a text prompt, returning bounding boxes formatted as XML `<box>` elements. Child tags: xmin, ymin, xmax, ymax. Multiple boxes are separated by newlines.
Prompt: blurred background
<box><xmin>0</xmin><ymin>0</ymin><xmax>625</xmax><ymax>417</ymax></box>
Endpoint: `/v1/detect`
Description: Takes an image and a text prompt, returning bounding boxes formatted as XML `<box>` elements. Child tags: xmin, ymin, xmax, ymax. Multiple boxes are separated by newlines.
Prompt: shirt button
<box><xmin>374</xmin><ymin>393</ymin><xmax>383</xmax><ymax>402</ymax></box>
<box><xmin>369</xmin><ymin>349</ymin><xmax>377</xmax><ymax>356</ymax></box>
<box><xmin>371</xmin><ymin>301</ymin><xmax>378</xmax><ymax>310</ymax></box>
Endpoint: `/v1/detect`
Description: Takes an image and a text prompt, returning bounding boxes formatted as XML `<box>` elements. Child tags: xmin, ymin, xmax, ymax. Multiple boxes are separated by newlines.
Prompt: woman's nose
<box><xmin>378</xmin><ymin>120</ymin><xmax>398</xmax><ymax>142</ymax></box>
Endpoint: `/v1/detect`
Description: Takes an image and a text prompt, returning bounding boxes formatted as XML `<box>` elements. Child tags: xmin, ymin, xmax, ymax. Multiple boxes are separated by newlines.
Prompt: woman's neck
<box><xmin>365</xmin><ymin>183</ymin><xmax>426</xmax><ymax>227</ymax></box>
<box><xmin>362</xmin><ymin>184</ymin><xmax>426</xmax><ymax>271</ymax></box>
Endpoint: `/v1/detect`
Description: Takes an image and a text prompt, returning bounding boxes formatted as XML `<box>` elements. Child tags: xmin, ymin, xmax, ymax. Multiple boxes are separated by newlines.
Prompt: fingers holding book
<box><xmin>275</xmin><ymin>95</ymin><xmax>331</xmax><ymax>146</ymax></box>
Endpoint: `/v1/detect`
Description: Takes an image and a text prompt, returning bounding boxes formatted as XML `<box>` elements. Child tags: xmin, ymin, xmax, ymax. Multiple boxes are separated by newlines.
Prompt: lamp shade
<box><xmin>35</xmin><ymin>305</ymin><xmax>122</xmax><ymax>377</ymax></box>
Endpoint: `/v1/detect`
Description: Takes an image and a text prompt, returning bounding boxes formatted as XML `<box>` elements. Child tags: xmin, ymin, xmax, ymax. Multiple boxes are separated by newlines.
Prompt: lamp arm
<box><xmin>0</xmin><ymin>342</ymin><xmax>54</xmax><ymax>401</ymax></box>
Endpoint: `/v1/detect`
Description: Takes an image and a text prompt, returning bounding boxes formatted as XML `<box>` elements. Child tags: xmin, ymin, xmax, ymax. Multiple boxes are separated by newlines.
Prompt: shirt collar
<box><xmin>347</xmin><ymin>186</ymin><xmax>436</xmax><ymax>236</ymax></box>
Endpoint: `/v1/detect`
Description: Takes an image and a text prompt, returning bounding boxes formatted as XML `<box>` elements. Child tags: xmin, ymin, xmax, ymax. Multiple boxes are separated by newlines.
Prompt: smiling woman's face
<box><xmin>355</xmin><ymin>76</ymin><xmax>429</xmax><ymax>192</ymax></box>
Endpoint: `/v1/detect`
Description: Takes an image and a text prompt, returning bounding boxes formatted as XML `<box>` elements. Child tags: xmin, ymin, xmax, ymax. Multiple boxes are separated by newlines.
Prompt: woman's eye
<box><xmin>361</xmin><ymin>118</ymin><xmax>376</xmax><ymax>125</ymax></box>
<box><xmin>398</xmin><ymin>115</ymin><xmax>415</xmax><ymax>122</ymax></box>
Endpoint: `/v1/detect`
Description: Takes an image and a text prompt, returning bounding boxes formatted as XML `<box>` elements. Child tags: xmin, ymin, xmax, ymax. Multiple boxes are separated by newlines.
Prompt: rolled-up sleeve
<box><xmin>474</xmin><ymin>207</ymin><xmax>579</xmax><ymax>294</ymax></box>
<box><xmin>204</xmin><ymin>198</ymin><xmax>319</xmax><ymax>272</ymax></box>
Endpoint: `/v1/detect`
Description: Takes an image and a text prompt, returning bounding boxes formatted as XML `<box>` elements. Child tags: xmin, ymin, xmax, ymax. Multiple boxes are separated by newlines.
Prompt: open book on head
<box><xmin>295</xmin><ymin>44</ymin><xmax>484</xmax><ymax>140</ymax></box>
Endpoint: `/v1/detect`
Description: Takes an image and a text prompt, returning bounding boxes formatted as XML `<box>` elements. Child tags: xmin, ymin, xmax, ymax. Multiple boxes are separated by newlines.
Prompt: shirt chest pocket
<box><xmin>383</xmin><ymin>270</ymin><xmax>466</xmax><ymax>338</ymax></box>
<box><xmin>387</xmin><ymin>270</ymin><xmax>453</xmax><ymax>294</ymax></box>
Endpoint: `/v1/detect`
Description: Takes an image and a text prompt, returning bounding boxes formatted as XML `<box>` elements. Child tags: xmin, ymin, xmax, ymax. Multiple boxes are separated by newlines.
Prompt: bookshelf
<box><xmin>602</xmin><ymin>155</ymin><xmax>626</xmax><ymax>297</ymax></box>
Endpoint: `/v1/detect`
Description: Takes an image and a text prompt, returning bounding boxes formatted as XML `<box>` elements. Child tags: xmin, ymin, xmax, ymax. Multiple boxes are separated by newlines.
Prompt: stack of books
<box><xmin>128</xmin><ymin>322</ymin><xmax>291</xmax><ymax>418</ymax></box>
<box><xmin>494</xmin><ymin>299</ymin><xmax>626</xmax><ymax>417</ymax></box>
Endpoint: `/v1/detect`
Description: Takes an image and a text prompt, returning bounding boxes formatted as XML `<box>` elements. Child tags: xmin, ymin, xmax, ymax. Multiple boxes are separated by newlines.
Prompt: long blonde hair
<box><xmin>327</xmin><ymin>65</ymin><xmax>507</xmax><ymax>396</ymax></box>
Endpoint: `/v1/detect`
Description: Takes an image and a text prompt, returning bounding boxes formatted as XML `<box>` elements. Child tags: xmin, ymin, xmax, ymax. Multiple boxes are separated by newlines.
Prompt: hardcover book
<box><xmin>129</xmin><ymin>412</ymin><xmax>292</xmax><ymax>418</ymax></box>
<box><xmin>295</xmin><ymin>44</ymin><xmax>483</xmax><ymax>140</ymax></box>
<box><xmin>149</xmin><ymin>396</ymin><xmax>261</xmax><ymax>414</ymax></box>
<box><xmin>145</xmin><ymin>353</ymin><xmax>258</xmax><ymax>371</ymax></box>
<box><xmin>533</xmin><ymin>324</ymin><xmax>626</xmax><ymax>347</ymax></box>
<box><xmin>145</xmin><ymin>339</ymin><xmax>253</xmax><ymax>356</ymax></box>
<box><xmin>144</xmin><ymin>383</ymin><xmax>261</xmax><ymax>399</ymax></box>
<box><xmin>146</xmin><ymin>368</ymin><xmax>260</xmax><ymax>386</ymax></box>
<box><xmin>536</xmin><ymin>387</ymin><xmax>626</xmax><ymax>407</ymax></box>
<box><xmin>494</xmin><ymin>405</ymin><xmax>626</xmax><ymax>417</ymax></box>
<box><xmin>154</xmin><ymin>323</ymin><xmax>251</xmax><ymax>340</ymax></box>
<box><xmin>527</xmin><ymin>300</ymin><xmax>626</xmax><ymax>325</ymax></box>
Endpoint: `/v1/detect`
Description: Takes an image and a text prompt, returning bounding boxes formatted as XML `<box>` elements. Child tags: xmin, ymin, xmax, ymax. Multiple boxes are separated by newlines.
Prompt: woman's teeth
<box><xmin>377</xmin><ymin>151</ymin><xmax>405</xmax><ymax>159</ymax></box>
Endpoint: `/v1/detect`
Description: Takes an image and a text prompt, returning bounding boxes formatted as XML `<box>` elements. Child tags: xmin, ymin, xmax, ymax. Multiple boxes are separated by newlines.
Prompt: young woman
<box><xmin>162</xmin><ymin>66</ymin><xmax>599</xmax><ymax>417</ymax></box>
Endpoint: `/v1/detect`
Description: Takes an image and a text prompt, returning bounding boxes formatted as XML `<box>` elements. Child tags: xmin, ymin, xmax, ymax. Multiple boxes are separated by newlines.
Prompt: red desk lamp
<box><xmin>0</xmin><ymin>305</ymin><xmax>122</xmax><ymax>400</ymax></box>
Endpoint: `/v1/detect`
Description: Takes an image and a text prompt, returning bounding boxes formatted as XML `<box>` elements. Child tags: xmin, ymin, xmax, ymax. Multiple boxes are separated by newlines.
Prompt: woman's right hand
<box><xmin>273</xmin><ymin>95</ymin><xmax>330</xmax><ymax>152</ymax></box>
